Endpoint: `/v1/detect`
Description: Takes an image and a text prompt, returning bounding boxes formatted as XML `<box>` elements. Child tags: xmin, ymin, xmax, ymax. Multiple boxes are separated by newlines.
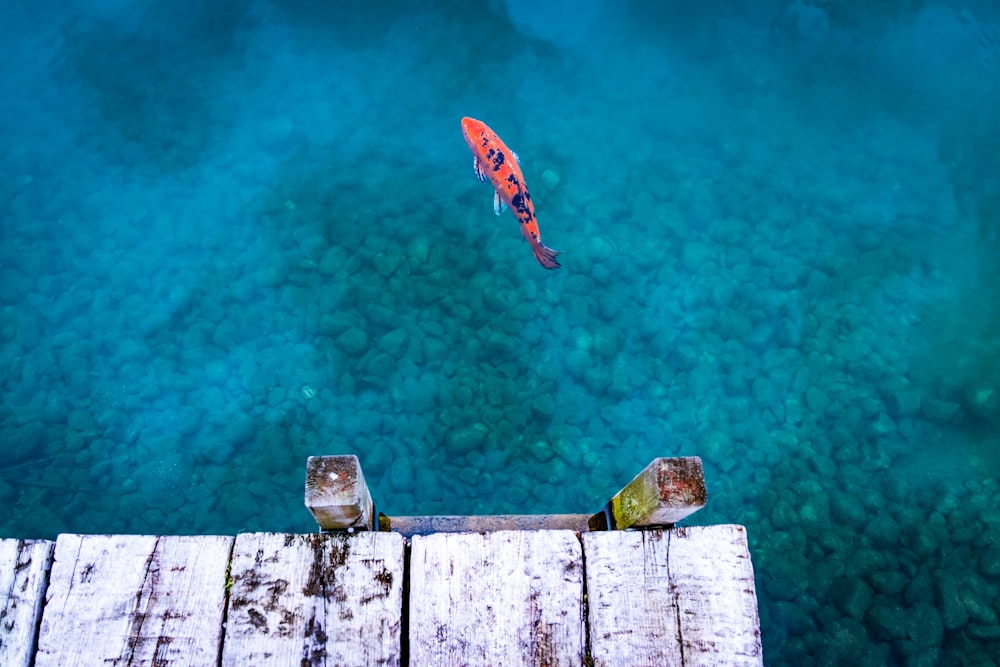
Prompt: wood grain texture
<box><xmin>34</xmin><ymin>534</ymin><xmax>233</xmax><ymax>667</ymax></box>
<box><xmin>222</xmin><ymin>532</ymin><xmax>405</xmax><ymax>667</ymax></box>
<box><xmin>668</xmin><ymin>525</ymin><xmax>761</xmax><ymax>665</ymax></box>
<box><xmin>584</xmin><ymin>529</ymin><xmax>679</xmax><ymax>666</ymax></box>
<box><xmin>0</xmin><ymin>539</ymin><xmax>54</xmax><ymax>667</ymax></box>
<box><xmin>584</xmin><ymin>525</ymin><xmax>762</xmax><ymax>667</ymax></box>
<box><xmin>409</xmin><ymin>530</ymin><xmax>585</xmax><ymax>666</ymax></box>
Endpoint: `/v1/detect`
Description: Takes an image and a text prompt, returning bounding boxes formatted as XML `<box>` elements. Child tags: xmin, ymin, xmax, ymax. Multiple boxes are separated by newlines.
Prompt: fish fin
<box><xmin>512</xmin><ymin>150</ymin><xmax>520</xmax><ymax>164</ymax></box>
<box><xmin>494</xmin><ymin>191</ymin><xmax>507</xmax><ymax>215</ymax></box>
<box><xmin>531</xmin><ymin>239</ymin><xmax>561</xmax><ymax>270</ymax></box>
<box><xmin>473</xmin><ymin>157</ymin><xmax>486</xmax><ymax>182</ymax></box>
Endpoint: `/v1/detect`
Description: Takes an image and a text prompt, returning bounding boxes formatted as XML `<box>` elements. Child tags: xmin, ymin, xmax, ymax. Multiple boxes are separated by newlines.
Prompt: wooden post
<box><xmin>304</xmin><ymin>455</ymin><xmax>704</xmax><ymax>534</ymax></box>
<box><xmin>304</xmin><ymin>455</ymin><xmax>375</xmax><ymax>531</ymax></box>
<box><xmin>591</xmin><ymin>456</ymin><xmax>707</xmax><ymax>530</ymax></box>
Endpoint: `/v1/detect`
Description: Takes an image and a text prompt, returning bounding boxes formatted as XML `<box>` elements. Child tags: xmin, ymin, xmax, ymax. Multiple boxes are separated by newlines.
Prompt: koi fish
<box><xmin>461</xmin><ymin>117</ymin><xmax>561</xmax><ymax>269</ymax></box>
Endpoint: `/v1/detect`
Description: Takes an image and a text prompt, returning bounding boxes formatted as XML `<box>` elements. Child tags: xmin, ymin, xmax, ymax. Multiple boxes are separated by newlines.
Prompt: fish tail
<box><xmin>531</xmin><ymin>240</ymin><xmax>561</xmax><ymax>270</ymax></box>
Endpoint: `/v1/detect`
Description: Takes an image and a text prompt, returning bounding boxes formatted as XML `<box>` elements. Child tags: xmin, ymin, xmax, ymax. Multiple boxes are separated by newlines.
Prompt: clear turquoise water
<box><xmin>2</xmin><ymin>1</ymin><xmax>999</xmax><ymax>663</ymax></box>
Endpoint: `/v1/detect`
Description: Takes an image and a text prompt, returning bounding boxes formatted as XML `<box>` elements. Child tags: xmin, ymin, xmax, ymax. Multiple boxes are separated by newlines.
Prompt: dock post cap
<box><xmin>304</xmin><ymin>455</ymin><xmax>375</xmax><ymax>531</ymax></box>
<box><xmin>601</xmin><ymin>456</ymin><xmax>707</xmax><ymax>529</ymax></box>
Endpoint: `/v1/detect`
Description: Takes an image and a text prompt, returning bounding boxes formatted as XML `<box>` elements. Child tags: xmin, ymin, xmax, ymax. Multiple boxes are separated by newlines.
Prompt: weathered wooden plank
<box><xmin>222</xmin><ymin>532</ymin><xmax>405</xmax><ymax>667</ymax></box>
<box><xmin>409</xmin><ymin>530</ymin><xmax>584</xmax><ymax>666</ymax></box>
<box><xmin>0</xmin><ymin>539</ymin><xmax>54</xmax><ymax>667</ymax></box>
<box><xmin>583</xmin><ymin>529</ymin><xmax>678</xmax><ymax>666</ymax></box>
<box><xmin>668</xmin><ymin>525</ymin><xmax>761</xmax><ymax>665</ymax></box>
<box><xmin>305</xmin><ymin>455</ymin><xmax>375</xmax><ymax>530</ymax></box>
<box><xmin>34</xmin><ymin>534</ymin><xmax>233</xmax><ymax>667</ymax></box>
<box><xmin>584</xmin><ymin>525</ymin><xmax>762</xmax><ymax>667</ymax></box>
<box><xmin>593</xmin><ymin>457</ymin><xmax>707</xmax><ymax>530</ymax></box>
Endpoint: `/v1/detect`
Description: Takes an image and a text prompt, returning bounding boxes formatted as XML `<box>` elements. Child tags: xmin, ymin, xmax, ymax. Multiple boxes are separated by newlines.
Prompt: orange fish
<box><xmin>461</xmin><ymin>117</ymin><xmax>561</xmax><ymax>269</ymax></box>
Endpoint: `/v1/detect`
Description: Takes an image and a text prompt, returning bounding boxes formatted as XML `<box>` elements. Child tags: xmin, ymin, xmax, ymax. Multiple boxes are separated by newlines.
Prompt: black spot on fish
<box><xmin>491</xmin><ymin>151</ymin><xmax>505</xmax><ymax>171</ymax></box>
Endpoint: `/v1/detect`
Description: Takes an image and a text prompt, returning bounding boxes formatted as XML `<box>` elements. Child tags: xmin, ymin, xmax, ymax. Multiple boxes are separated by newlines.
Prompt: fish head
<box><xmin>461</xmin><ymin>116</ymin><xmax>487</xmax><ymax>152</ymax></box>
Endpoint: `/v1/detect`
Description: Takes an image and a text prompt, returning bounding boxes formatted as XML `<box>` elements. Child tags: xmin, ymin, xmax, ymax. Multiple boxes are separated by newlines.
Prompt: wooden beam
<box><xmin>34</xmin><ymin>534</ymin><xmax>233</xmax><ymax>667</ymax></box>
<box><xmin>221</xmin><ymin>532</ymin><xmax>405</xmax><ymax>667</ymax></box>
<box><xmin>378</xmin><ymin>513</ymin><xmax>593</xmax><ymax>536</ymax></box>
<box><xmin>583</xmin><ymin>525</ymin><xmax>762</xmax><ymax>666</ymax></box>
<box><xmin>0</xmin><ymin>539</ymin><xmax>54</xmax><ymax>667</ymax></box>
<box><xmin>592</xmin><ymin>456</ymin><xmax>707</xmax><ymax>530</ymax></box>
<box><xmin>304</xmin><ymin>455</ymin><xmax>375</xmax><ymax>531</ymax></box>
<box><xmin>408</xmin><ymin>530</ymin><xmax>585</xmax><ymax>665</ymax></box>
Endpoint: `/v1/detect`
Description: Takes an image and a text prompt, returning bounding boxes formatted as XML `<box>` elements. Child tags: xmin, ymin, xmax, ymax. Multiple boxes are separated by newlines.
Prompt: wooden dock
<box><xmin>0</xmin><ymin>457</ymin><xmax>763</xmax><ymax>666</ymax></box>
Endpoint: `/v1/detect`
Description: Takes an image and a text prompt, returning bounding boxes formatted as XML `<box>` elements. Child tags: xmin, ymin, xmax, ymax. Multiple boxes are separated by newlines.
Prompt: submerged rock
<box><xmin>373</xmin><ymin>252</ymin><xmax>400</xmax><ymax>278</ymax></box>
<box><xmin>867</xmin><ymin>601</ymin><xmax>907</xmax><ymax>640</ymax></box>
<box><xmin>336</xmin><ymin>327</ymin><xmax>369</xmax><ymax>355</ymax></box>
<box><xmin>833</xmin><ymin>576</ymin><xmax>873</xmax><ymax>620</ymax></box>
<box><xmin>963</xmin><ymin>383</ymin><xmax>999</xmax><ymax>423</ymax></box>
<box><xmin>907</xmin><ymin>601</ymin><xmax>944</xmax><ymax>649</ymax></box>
<box><xmin>388</xmin><ymin>456</ymin><xmax>414</xmax><ymax>493</ymax></box>
<box><xmin>888</xmin><ymin>386</ymin><xmax>922</xmax><ymax>419</ymax></box>
<box><xmin>921</xmin><ymin>398</ymin><xmax>959</xmax><ymax>424</ymax></box>
<box><xmin>446</xmin><ymin>424</ymin><xmax>488</xmax><ymax>455</ymax></box>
